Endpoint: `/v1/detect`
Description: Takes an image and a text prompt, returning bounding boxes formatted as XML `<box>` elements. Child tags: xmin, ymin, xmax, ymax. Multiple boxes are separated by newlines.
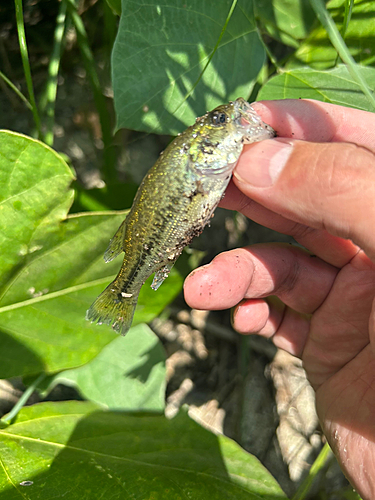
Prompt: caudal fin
<box><xmin>86</xmin><ymin>283</ymin><xmax>139</xmax><ymax>336</ymax></box>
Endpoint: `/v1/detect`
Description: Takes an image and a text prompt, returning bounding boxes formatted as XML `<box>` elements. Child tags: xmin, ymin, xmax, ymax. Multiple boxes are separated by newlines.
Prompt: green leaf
<box><xmin>0</xmin><ymin>131</ymin><xmax>74</xmax><ymax>291</ymax></box>
<box><xmin>258</xmin><ymin>64</ymin><xmax>375</xmax><ymax>111</ymax></box>
<box><xmin>307</xmin><ymin>0</ymin><xmax>375</xmax><ymax>110</ymax></box>
<box><xmin>0</xmin><ymin>401</ymin><xmax>288</xmax><ymax>499</ymax></box>
<box><xmin>254</xmin><ymin>0</ymin><xmax>316</xmax><ymax>48</ymax></box>
<box><xmin>44</xmin><ymin>323</ymin><xmax>167</xmax><ymax>412</ymax></box>
<box><xmin>105</xmin><ymin>0</ymin><xmax>121</xmax><ymax>16</ymax></box>
<box><xmin>290</xmin><ymin>0</ymin><xmax>375</xmax><ymax>69</ymax></box>
<box><xmin>112</xmin><ymin>0</ymin><xmax>265</xmax><ymax>135</ymax></box>
<box><xmin>0</xmin><ymin>131</ymin><xmax>183</xmax><ymax>379</ymax></box>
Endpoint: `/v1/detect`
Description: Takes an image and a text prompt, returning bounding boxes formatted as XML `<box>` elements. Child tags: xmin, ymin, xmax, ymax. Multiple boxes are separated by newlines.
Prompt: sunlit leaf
<box><xmin>258</xmin><ymin>64</ymin><xmax>375</xmax><ymax>112</ymax></box>
<box><xmin>112</xmin><ymin>0</ymin><xmax>265</xmax><ymax>135</ymax></box>
<box><xmin>45</xmin><ymin>324</ymin><xmax>167</xmax><ymax>412</ymax></box>
<box><xmin>254</xmin><ymin>0</ymin><xmax>316</xmax><ymax>48</ymax></box>
<box><xmin>290</xmin><ymin>0</ymin><xmax>375</xmax><ymax>68</ymax></box>
<box><xmin>0</xmin><ymin>402</ymin><xmax>288</xmax><ymax>499</ymax></box>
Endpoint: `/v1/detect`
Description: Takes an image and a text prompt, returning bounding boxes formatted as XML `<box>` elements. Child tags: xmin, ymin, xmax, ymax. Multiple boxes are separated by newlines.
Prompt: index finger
<box><xmin>220</xmin><ymin>181</ymin><xmax>359</xmax><ymax>267</ymax></box>
<box><xmin>252</xmin><ymin>99</ymin><xmax>375</xmax><ymax>152</ymax></box>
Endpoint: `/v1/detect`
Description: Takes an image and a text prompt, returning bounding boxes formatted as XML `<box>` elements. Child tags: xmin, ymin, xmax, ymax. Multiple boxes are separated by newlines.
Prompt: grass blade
<box><xmin>292</xmin><ymin>442</ymin><xmax>332</xmax><ymax>500</ymax></box>
<box><xmin>39</xmin><ymin>0</ymin><xmax>67</xmax><ymax>146</ymax></box>
<box><xmin>1</xmin><ymin>374</ymin><xmax>46</xmax><ymax>424</ymax></box>
<box><xmin>0</xmin><ymin>69</ymin><xmax>32</xmax><ymax>110</ymax></box>
<box><xmin>64</xmin><ymin>0</ymin><xmax>116</xmax><ymax>183</ymax></box>
<box><xmin>309</xmin><ymin>0</ymin><xmax>375</xmax><ymax>111</ymax></box>
<box><xmin>14</xmin><ymin>0</ymin><xmax>42</xmax><ymax>139</ymax></box>
<box><xmin>341</xmin><ymin>0</ymin><xmax>354</xmax><ymax>39</ymax></box>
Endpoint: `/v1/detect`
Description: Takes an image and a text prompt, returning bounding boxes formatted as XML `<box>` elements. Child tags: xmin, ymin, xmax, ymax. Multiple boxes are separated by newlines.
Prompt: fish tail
<box><xmin>86</xmin><ymin>282</ymin><xmax>139</xmax><ymax>336</ymax></box>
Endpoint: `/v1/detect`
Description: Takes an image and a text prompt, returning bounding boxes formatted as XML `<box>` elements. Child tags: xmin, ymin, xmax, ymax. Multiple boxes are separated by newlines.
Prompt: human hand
<box><xmin>184</xmin><ymin>99</ymin><xmax>375</xmax><ymax>499</ymax></box>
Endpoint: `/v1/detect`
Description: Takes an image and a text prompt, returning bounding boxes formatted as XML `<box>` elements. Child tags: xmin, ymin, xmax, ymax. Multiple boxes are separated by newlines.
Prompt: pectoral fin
<box><xmin>104</xmin><ymin>218</ymin><xmax>127</xmax><ymax>263</ymax></box>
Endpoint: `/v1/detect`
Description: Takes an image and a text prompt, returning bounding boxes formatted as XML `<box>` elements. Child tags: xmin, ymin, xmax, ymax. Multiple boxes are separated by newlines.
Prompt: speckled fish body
<box><xmin>87</xmin><ymin>98</ymin><xmax>275</xmax><ymax>335</ymax></box>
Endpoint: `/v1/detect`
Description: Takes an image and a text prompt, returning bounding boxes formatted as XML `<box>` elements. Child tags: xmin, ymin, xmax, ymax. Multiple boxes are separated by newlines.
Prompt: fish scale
<box><xmin>87</xmin><ymin>98</ymin><xmax>275</xmax><ymax>335</ymax></box>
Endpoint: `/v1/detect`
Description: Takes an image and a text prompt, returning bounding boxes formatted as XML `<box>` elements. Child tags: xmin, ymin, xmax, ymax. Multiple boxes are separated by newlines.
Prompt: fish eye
<box><xmin>211</xmin><ymin>111</ymin><xmax>227</xmax><ymax>126</ymax></box>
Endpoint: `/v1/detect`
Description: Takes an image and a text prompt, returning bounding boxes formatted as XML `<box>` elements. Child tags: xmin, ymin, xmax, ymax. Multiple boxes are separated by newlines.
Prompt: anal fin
<box><xmin>151</xmin><ymin>263</ymin><xmax>174</xmax><ymax>290</ymax></box>
<box><xmin>104</xmin><ymin>218</ymin><xmax>127</xmax><ymax>263</ymax></box>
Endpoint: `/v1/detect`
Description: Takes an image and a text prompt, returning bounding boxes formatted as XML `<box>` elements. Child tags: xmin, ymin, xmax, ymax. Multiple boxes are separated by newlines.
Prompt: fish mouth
<box><xmin>234</xmin><ymin>98</ymin><xmax>275</xmax><ymax>143</ymax></box>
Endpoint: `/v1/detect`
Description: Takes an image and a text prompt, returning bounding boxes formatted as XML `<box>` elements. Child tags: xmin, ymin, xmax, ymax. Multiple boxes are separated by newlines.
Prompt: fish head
<box><xmin>188</xmin><ymin>98</ymin><xmax>275</xmax><ymax>176</ymax></box>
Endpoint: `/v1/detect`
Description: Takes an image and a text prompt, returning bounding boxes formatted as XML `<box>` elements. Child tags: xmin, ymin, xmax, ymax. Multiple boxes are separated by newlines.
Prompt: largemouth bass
<box><xmin>87</xmin><ymin>98</ymin><xmax>275</xmax><ymax>335</ymax></box>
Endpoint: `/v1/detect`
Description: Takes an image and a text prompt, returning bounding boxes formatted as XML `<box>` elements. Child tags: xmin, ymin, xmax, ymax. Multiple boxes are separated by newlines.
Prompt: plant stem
<box><xmin>292</xmin><ymin>442</ymin><xmax>332</xmax><ymax>500</ymax></box>
<box><xmin>14</xmin><ymin>0</ymin><xmax>42</xmax><ymax>139</ymax></box>
<box><xmin>65</xmin><ymin>0</ymin><xmax>116</xmax><ymax>182</ymax></box>
<box><xmin>1</xmin><ymin>374</ymin><xmax>46</xmax><ymax>424</ymax></box>
<box><xmin>39</xmin><ymin>0</ymin><xmax>67</xmax><ymax>146</ymax></box>
<box><xmin>0</xmin><ymin>70</ymin><xmax>32</xmax><ymax>110</ymax></box>
<box><xmin>309</xmin><ymin>0</ymin><xmax>375</xmax><ymax>110</ymax></box>
<box><xmin>102</xmin><ymin>0</ymin><xmax>118</xmax><ymax>60</ymax></box>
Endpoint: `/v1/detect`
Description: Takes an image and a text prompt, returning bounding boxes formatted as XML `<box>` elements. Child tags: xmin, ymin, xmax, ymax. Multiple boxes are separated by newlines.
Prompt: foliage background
<box><xmin>0</xmin><ymin>0</ymin><xmax>372</xmax><ymax>498</ymax></box>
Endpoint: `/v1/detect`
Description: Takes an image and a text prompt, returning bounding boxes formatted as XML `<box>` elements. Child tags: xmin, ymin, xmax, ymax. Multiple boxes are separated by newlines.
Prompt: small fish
<box><xmin>87</xmin><ymin>98</ymin><xmax>275</xmax><ymax>335</ymax></box>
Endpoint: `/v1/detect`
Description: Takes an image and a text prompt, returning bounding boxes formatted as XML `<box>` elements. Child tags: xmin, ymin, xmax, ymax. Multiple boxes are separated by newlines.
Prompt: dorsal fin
<box><xmin>104</xmin><ymin>218</ymin><xmax>127</xmax><ymax>263</ymax></box>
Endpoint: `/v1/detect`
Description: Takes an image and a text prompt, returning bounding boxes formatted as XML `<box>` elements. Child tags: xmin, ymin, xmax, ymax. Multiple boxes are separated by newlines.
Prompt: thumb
<box><xmin>234</xmin><ymin>138</ymin><xmax>375</xmax><ymax>258</ymax></box>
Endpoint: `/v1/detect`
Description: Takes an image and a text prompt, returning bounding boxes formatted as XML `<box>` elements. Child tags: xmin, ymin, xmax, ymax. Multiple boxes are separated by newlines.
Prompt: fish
<box><xmin>86</xmin><ymin>98</ymin><xmax>275</xmax><ymax>335</ymax></box>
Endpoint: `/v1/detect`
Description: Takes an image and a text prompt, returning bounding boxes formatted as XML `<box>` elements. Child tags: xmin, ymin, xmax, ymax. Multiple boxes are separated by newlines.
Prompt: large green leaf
<box><xmin>254</xmin><ymin>0</ymin><xmax>316</xmax><ymax>48</ymax></box>
<box><xmin>45</xmin><ymin>323</ymin><xmax>167</xmax><ymax>412</ymax></box>
<box><xmin>0</xmin><ymin>131</ymin><xmax>182</xmax><ymax>379</ymax></box>
<box><xmin>290</xmin><ymin>0</ymin><xmax>375</xmax><ymax>68</ymax></box>
<box><xmin>258</xmin><ymin>65</ymin><xmax>375</xmax><ymax>111</ymax></box>
<box><xmin>112</xmin><ymin>0</ymin><xmax>265</xmax><ymax>135</ymax></box>
<box><xmin>0</xmin><ymin>401</ymin><xmax>287</xmax><ymax>499</ymax></box>
<box><xmin>0</xmin><ymin>131</ymin><xmax>74</xmax><ymax>291</ymax></box>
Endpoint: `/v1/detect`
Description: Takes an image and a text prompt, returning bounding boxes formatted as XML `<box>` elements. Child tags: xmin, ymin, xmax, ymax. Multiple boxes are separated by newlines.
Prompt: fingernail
<box><xmin>234</xmin><ymin>139</ymin><xmax>293</xmax><ymax>187</ymax></box>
